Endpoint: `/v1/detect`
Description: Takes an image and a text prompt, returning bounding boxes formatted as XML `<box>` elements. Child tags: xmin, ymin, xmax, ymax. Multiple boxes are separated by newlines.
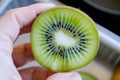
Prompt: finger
<box><xmin>46</xmin><ymin>72</ymin><xmax>82</xmax><ymax>80</ymax></box>
<box><xmin>19</xmin><ymin>67</ymin><xmax>55</xmax><ymax>80</ymax></box>
<box><xmin>12</xmin><ymin>43</ymin><xmax>34</xmax><ymax>67</ymax></box>
<box><xmin>19</xmin><ymin>3</ymin><xmax>55</xmax><ymax>35</ymax></box>
<box><xmin>0</xmin><ymin>3</ymin><xmax>55</xmax><ymax>42</ymax></box>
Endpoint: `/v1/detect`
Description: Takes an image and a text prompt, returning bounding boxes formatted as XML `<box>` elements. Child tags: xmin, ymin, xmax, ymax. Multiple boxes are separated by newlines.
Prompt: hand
<box><xmin>0</xmin><ymin>3</ymin><xmax>82</xmax><ymax>80</ymax></box>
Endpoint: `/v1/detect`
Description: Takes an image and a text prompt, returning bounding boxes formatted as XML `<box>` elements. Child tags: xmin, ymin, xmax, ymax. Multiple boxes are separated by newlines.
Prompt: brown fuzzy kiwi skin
<box><xmin>112</xmin><ymin>67</ymin><xmax>120</xmax><ymax>80</ymax></box>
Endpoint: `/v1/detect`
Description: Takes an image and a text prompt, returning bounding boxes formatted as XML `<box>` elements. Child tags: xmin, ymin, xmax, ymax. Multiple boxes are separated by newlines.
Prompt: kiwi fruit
<box><xmin>79</xmin><ymin>72</ymin><xmax>97</xmax><ymax>80</ymax></box>
<box><xmin>30</xmin><ymin>6</ymin><xmax>99</xmax><ymax>72</ymax></box>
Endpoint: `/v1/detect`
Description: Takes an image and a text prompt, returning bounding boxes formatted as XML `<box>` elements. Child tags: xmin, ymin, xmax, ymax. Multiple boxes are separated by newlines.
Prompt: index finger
<box><xmin>0</xmin><ymin>3</ymin><xmax>55</xmax><ymax>42</ymax></box>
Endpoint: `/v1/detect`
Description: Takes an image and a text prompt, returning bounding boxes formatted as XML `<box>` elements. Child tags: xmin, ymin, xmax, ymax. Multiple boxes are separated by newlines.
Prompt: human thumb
<box><xmin>46</xmin><ymin>72</ymin><xmax>82</xmax><ymax>80</ymax></box>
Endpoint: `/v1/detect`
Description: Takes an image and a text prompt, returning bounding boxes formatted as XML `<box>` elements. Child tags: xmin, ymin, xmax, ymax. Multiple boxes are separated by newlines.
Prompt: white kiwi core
<box><xmin>54</xmin><ymin>31</ymin><xmax>76</xmax><ymax>47</ymax></box>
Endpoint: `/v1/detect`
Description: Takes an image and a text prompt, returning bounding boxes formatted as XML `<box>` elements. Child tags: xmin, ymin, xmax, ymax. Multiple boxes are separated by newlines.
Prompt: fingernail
<box><xmin>46</xmin><ymin>72</ymin><xmax>82</xmax><ymax>80</ymax></box>
<box><xmin>43</xmin><ymin>3</ymin><xmax>55</xmax><ymax>7</ymax></box>
<box><xmin>39</xmin><ymin>3</ymin><xmax>56</xmax><ymax>11</ymax></box>
<box><xmin>68</xmin><ymin>72</ymin><xmax>82</xmax><ymax>80</ymax></box>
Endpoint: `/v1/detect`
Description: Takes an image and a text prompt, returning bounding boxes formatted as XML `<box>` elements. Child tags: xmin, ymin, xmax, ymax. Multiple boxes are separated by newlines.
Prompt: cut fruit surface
<box><xmin>79</xmin><ymin>72</ymin><xmax>97</xmax><ymax>80</ymax></box>
<box><xmin>54</xmin><ymin>31</ymin><xmax>76</xmax><ymax>47</ymax></box>
<box><xmin>31</xmin><ymin>6</ymin><xmax>99</xmax><ymax>72</ymax></box>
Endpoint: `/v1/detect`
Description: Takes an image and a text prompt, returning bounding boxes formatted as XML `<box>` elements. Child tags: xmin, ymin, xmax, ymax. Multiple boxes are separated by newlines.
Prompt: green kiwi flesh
<box><xmin>31</xmin><ymin>6</ymin><xmax>99</xmax><ymax>72</ymax></box>
<box><xmin>79</xmin><ymin>72</ymin><xmax>97</xmax><ymax>80</ymax></box>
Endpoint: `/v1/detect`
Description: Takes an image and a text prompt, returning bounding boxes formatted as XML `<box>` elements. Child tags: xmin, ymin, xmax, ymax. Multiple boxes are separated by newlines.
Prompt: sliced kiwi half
<box><xmin>79</xmin><ymin>72</ymin><xmax>97</xmax><ymax>80</ymax></box>
<box><xmin>30</xmin><ymin>6</ymin><xmax>99</xmax><ymax>72</ymax></box>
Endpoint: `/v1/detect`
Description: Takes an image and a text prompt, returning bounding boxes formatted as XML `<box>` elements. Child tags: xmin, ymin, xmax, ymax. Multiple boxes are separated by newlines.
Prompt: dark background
<box><xmin>58</xmin><ymin>0</ymin><xmax>120</xmax><ymax>36</ymax></box>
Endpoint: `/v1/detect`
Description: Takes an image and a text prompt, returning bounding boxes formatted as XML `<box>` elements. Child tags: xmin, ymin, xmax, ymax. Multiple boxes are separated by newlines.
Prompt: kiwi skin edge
<box><xmin>79</xmin><ymin>72</ymin><xmax>98</xmax><ymax>80</ymax></box>
<box><xmin>31</xmin><ymin>6</ymin><xmax>99</xmax><ymax>72</ymax></box>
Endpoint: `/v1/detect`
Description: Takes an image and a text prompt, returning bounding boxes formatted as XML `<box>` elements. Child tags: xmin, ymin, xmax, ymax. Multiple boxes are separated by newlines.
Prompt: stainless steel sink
<box><xmin>0</xmin><ymin>0</ymin><xmax>36</xmax><ymax>15</ymax></box>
